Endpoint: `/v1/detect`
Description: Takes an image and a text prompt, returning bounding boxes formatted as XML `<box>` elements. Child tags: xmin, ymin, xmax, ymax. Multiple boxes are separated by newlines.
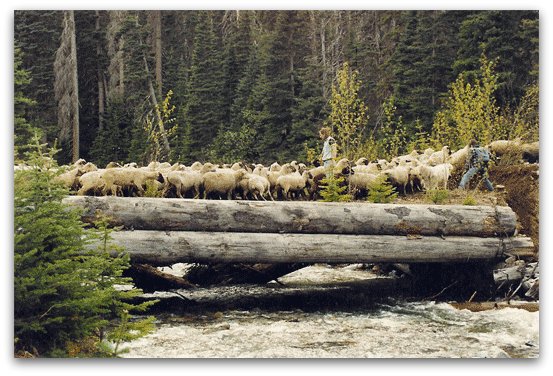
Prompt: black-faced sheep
<box><xmin>521</xmin><ymin>141</ymin><xmax>539</xmax><ymax>163</ymax></box>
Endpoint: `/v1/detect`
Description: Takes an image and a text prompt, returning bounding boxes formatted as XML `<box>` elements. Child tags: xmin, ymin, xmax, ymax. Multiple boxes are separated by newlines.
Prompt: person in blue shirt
<box><xmin>319</xmin><ymin>127</ymin><xmax>337</xmax><ymax>170</ymax></box>
<box><xmin>458</xmin><ymin>139</ymin><xmax>494</xmax><ymax>191</ymax></box>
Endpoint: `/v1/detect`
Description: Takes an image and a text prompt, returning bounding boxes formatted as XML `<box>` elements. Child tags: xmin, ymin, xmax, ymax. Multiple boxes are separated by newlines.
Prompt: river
<box><xmin>121</xmin><ymin>264</ymin><xmax>539</xmax><ymax>358</ymax></box>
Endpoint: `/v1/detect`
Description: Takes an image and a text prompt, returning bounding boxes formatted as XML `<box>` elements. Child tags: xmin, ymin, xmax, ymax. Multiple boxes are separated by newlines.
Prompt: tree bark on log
<box><xmin>85</xmin><ymin>230</ymin><xmax>534</xmax><ymax>266</ymax></box>
<box><xmin>64</xmin><ymin>196</ymin><xmax>517</xmax><ymax>237</ymax></box>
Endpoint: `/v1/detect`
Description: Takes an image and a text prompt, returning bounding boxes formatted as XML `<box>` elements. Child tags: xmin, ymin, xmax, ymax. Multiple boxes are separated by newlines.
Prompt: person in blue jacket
<box><xmin>458</xmin><ymin>139</ymin><xmax>494</xmax><ymax>191</ymax></box>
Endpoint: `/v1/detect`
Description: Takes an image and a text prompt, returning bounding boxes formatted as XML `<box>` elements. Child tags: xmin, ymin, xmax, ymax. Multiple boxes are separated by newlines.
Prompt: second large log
<box><xmin>89</xmin><ymin>231</ymin><xmax>534</xmax><ymax>265</ymax></box>
<box><xmin>64</xmin><ymin>196</ymin><xmax>517</xmax><ymax>237</ymax></box>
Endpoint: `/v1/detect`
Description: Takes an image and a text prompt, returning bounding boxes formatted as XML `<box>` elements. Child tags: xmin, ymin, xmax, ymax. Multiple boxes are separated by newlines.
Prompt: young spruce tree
<box><xmin>14</xmin><ymin>135</ymin><xmax>155</xmax><ymax>357</ymax></box>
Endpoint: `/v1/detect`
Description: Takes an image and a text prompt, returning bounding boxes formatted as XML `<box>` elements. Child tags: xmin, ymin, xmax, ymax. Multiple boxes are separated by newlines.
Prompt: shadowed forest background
<box><xmin>14</xmin><ymin>10</ymin><xmax>539</xmax><ymax>166</ymax></box>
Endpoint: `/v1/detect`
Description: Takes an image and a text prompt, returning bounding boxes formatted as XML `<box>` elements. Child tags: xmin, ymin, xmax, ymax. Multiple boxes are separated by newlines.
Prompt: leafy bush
<box><xmin>367</xmin><ymin>175</ymin><xmax>397</xmax><ymax>203</ymax></box>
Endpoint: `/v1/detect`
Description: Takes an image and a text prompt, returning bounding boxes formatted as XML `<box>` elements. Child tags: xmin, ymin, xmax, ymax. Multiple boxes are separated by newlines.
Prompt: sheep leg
<box><xmin>176</xmin><ymin>184</ymin><xmax>184</xmax><ymax>199</ymax></box>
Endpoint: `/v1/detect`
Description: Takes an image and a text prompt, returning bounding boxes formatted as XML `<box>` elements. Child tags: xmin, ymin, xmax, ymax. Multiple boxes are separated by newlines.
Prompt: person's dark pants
<box><xmin>458</xmin><ymin>166</ymin><xmax>494</xmax><ymax>191</ymax></box>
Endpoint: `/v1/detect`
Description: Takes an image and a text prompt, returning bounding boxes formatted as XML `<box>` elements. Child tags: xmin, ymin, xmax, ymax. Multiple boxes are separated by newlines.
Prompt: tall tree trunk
<box><xmin>152</xmin><ymin>10</ymin><xmax>163</xmax><ymax>99</ymax></box>
<box><xmin>143</xmin><ymin>55</ymin><xmax>171</xmax><ymax>156</ymax></box>
<box><xmin>320</xmin><ymin>17</ymin><xmax>328</xmax><ymax>99</ymax></box>
<box><xmin>70</xmin><ymin>10</ymin><xmax>79</xmax><ymax>162</ymax></box>
<box><xmin>96</xmin><ymin>10</ymin><xmax>105</xmax><ymax>131</ymax></box>
<box><xmin>54</xmin><ymin>10</ymin><xmax>80</xmax><ymax>162</ymax></box>
<box><xmin>106</xmin><ymin>11</ymin><xmax>126</xmax><ymax>98</ymax></box>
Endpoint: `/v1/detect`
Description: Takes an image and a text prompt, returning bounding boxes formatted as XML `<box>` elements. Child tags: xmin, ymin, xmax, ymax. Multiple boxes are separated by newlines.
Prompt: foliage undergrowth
<box><xmin>426</xmin><ymin>189</ymin><xmax>450</xmax><ymax>204</ymax></box>
<box><xmin>462</xmin><ymin>194</ymin><xmax>477</xmax><ymax>206</ymax></box>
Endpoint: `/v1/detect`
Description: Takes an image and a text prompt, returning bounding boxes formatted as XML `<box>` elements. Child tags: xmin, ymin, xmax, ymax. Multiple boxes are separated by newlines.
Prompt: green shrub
<box><xmin>144</xmin><ymin>179</ymin><xmax>164</xmax><ymax>197</ymax></box>
<box><xmin>426</xmin><ymin>189</ymin><xmax>450</xmax><ymax>204</ymax></box>
<box><xmin>367</xmin><ymin>175</ymin><xmax>398</xmax><ymax>203</ymax></box>
<box><xmin>14</xmin><ymin>135</ymin><xmax>156</xmax><ymax>357</ymax></box>
<box><xmin>319</xmin><ymin>173</ymin><xmax>352</xmax><ymax>202</ymax></box>
<box><xmin>463</xmin><ymin>194</ymin><xmax>477</xmax><ymax>206</ymax></box>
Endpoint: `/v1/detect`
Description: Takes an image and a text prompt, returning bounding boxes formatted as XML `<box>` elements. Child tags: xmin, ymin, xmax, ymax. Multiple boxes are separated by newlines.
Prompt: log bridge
<box><xmin>63</xmin><ymin>196</ymin><xmax>534</xmax><ymax>266</ymax></box>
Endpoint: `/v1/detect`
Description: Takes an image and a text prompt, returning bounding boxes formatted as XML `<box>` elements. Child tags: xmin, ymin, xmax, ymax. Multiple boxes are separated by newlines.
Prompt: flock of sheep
<box><xmin>25</xmin><ymin>139</ymin><xmax>537</xmax><ymax>201</ymax></box>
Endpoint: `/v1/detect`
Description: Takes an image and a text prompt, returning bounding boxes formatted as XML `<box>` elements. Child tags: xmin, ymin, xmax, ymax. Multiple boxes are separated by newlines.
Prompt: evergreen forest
<box><xmin>14</xmin><ymin>10</ymin><xmax>539</xmax><ymax>166</ymax></box>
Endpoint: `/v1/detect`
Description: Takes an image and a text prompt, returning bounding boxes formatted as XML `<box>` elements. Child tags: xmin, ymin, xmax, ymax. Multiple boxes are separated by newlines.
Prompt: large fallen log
<box><xmin>87</xmin><ymin>231</ymin><xmax>534</xmax><ymax>266</ymax></box>
<box><xmin>64</xmin><ymin>196</ymin><xmax>517</xmax><ymax>237</ymax></box>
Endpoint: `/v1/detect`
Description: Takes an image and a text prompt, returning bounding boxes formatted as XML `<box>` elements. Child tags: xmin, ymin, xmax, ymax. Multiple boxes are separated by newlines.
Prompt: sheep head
<box><xmin>356</xmin><ymin>157</ymin><xmax>369</xmax><ymax>166</ymax></box>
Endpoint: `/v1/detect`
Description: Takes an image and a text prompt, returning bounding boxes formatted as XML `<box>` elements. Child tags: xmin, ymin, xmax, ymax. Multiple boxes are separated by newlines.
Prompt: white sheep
<box><xmin>348</xmin><ymin>172</ymin><xmax>381</xmax><ymax>198</ymax></box>
<box><xmin>487</xmin><ymin>139</ymin><xmax>522</xmax><ymax>157</ymax></box>
<box><xmin>77</xmin><ymin>170</ymin><xmax>108</xmax><ymax>196</ymax></box>
<box><xmin>355</xmin><ymin>157</ymin><xmax>369</xmax><ymax>166</ymax></box>
<box><xmin>427</xmin><ymin>146</ymin><xmax>450</xmax><ymax>166</ymax></box>
<box><xmin>353</xmin><ymin>163</ymin><xmax>379</xmax><ymax>174</ymax></box>
<box><xmin>105</xmin><ymin>161</ymin><xmax>122</xmax><ymax>169</ymax></box>
<box><xmin>102</xmin><ymin>167</ymin><xmax>164</xmax><ymax>196</ymax></box>
<box><xmin>306</xmin><ymin>165</ymin><xmax>327</xmax><ymax>199</ymax></box>
<box><xmin>382</xmin><ymin>164</ymin><xmax>410</xmax><ymax>194</ymax></box>
<box><xmin>419</xmin><ymin>163</ymin><xmax>452</xmax><ymax>190</ymax></box>
<box><xmin>55</xmin><ymin>162</ymin><xmax>98</xmax><ymax>191</ymax></box>
<box><xmin>163</xmin><ymin>170</ymin><xmax>202</xmax><ymax>198</ymax></box>
<box><xmin>247</xmin><ymin>173</ymin><xmax>273</xmax><ymax>201</ymax></box>
<box><xmin>275</xmin><ymin>169</ymin><xmax>310</xmax><ymax>200</ymax></box>
<box><xmin>190</xmin><ymin>161</ymin><xmax>203</xmax><ymax>171</ymax></box>
<box><xmin>202</xmin><ymin>167</ymin><xmax>246</xmax><ymax>200</ymax></box>
<box><xmin>447</xmin><ymin>145</ymin><xmax>470</xmax><ymax>173</ymax></box>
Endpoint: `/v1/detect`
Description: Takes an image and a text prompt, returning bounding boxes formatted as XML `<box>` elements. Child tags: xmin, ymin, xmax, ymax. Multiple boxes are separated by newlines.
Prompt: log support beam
<box><xmin>87</xmin><ymin>230</ymin><xmax>534</xmax><ymax>266</ymax></box>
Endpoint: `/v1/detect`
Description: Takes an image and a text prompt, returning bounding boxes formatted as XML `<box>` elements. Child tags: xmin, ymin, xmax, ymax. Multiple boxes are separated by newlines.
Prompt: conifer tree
<box><xmin>221</xmin><ymin>11</ymin><xmax>253</xmax><ymax>125</ymax></box>
<box><xmin>181</xmin><ymin>11</ymin><xmax>225</xmax><ymax>162</ymax></box>
<box><xmin>319</xmin><ymin>173</ymin><xmax>352</xmax><ymax>202</ymax></box>
<box><xmin>367</xmin><ymin>175</ymin><xmax>398</xmax><ymax>203</ymax></box>
<box><xmin>15</xmin><ymin>136</ymin><xmax>155</xmax><ymax>356</ymax></box>
<box><xmin>287</xmin><ymin>66</ymin><xmax>327</xmax><ymax>162</ymax></box>
<box><xmin>90</xmin><ymin>96</ymin><xmax>133</xmax><ymax>166</ymax></box>
<box><xmin>454</xmin><ymin>10</ymin><xmax>539</xmax><ymax>107</ymax></box>
<box><xmin>14</xmin><ymin>47</ymin><xmax>38</xmax><ymax>161</ymax></box>
<box><xmin>15</xmin><ymin>11</ymin><xmax>63</xmax><ymax>144</ymax></box>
